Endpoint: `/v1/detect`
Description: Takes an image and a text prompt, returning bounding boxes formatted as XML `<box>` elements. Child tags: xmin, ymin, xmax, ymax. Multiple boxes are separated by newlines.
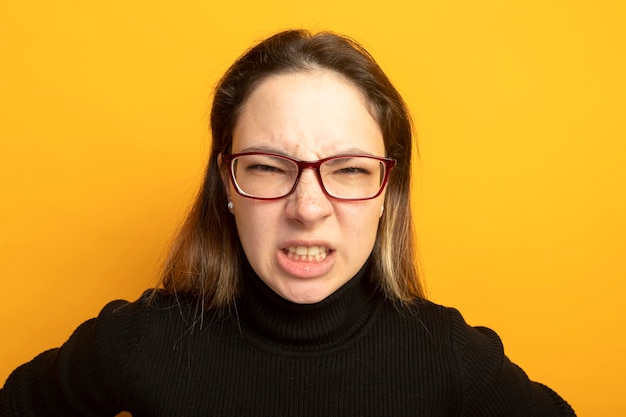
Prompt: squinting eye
<box><xmin>247</xmin><ymin>164</ymin><xmax>284</xmax><ymax>173</ymax></box>
<box><xmin>335</xmin><ymin>166</ymin><xmax>371</xmax><ymax>175</ymax></box>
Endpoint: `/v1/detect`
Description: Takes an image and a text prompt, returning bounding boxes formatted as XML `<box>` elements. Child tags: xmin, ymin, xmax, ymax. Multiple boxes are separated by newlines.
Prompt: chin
<box><xmin>278</xmin><ymin>283</ymin><xmax>334</xmax><ymax>304</ymax></box>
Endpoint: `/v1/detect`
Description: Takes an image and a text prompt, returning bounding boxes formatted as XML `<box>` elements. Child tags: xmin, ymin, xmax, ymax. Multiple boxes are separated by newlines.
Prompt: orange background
<box><xmin>1</xmin><ymin>1</ymin><xmax>624</xmax><ymax>415</ymax></box>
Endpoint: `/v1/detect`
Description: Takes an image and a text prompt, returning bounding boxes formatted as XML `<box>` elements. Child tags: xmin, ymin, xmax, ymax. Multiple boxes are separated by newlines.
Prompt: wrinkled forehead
<box><xmin>231</xmin><ymin>70</ymin><xmax>385</xmax><ymax>159</ymax></box>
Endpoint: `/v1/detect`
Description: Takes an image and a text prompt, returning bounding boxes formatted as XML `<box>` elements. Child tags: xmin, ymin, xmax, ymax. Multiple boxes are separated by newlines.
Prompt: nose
<box><xmin>284</xmin><ymin>169</ymin><xmax>333</xmax><ymax>226</ymax></box>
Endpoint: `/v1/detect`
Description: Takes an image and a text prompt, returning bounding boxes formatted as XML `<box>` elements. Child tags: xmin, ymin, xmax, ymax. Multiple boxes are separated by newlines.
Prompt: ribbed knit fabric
<box><xmin>1</xmin><ymin>263</ymin><xmax>576</xmax><ymax>416</ymax></box>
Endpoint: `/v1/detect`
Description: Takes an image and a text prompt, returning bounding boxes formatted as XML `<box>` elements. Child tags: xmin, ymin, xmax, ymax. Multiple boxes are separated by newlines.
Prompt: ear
<box><xmin>217</xmin><ymin>153</ymin><xmax>232</xmax><ymax>201</ymax></box>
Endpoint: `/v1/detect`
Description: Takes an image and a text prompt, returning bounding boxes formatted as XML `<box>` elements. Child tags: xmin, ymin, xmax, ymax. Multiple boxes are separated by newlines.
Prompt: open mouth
<box><xmin>284</xmin><ymin>246</ymin><xmax>331</xmax><ymax>262</ymax></box>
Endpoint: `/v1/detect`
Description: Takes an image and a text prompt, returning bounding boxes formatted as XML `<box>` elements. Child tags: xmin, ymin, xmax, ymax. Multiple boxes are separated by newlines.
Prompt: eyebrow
<box><xmin>237</xmin><ymin>145</ymin><xmax>380</xmax><ymax>158</ymax></box>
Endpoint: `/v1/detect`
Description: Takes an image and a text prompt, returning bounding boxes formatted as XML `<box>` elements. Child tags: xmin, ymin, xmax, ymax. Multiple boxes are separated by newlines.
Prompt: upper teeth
<box><xmin>287</xmin><ymin>246</ymin><xmax>328</xmax><ymax>260</ymax></box>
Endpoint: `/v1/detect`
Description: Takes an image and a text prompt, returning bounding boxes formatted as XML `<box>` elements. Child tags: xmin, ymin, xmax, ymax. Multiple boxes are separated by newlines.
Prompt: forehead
<box><xmin>231</xmin><ymin>70</ymin><xmax>385</xmax><ymax>157</ymax></box>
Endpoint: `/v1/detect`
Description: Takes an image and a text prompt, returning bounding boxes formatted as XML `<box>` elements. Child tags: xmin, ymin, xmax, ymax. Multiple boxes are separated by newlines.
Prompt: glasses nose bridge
<box><xmin>293</xmin><ymin>159</ymin><xmax>326</xmax><ymax>194</ymax></box>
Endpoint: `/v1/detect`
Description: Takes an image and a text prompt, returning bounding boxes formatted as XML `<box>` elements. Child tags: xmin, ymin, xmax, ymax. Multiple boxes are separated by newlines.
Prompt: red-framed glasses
<box><xmin>221</xmin><ymin>152</ymin><xmax>396</xmax><ymax>201</ymax></box>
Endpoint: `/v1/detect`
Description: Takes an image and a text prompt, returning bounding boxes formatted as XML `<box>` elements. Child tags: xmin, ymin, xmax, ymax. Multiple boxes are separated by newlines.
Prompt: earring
<box><xmin>227</xmin><ymin>201</ymin><xmax>234</xmax><ymax>213</ymax></box>
<box><xmin>380</xmin><ymin>205</ymin><xmax>384</xmax><ymax>217</ymax></box>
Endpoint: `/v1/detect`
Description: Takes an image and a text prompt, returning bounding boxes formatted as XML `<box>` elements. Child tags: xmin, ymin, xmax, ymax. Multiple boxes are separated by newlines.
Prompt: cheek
<box><xmin>342</xmin><ymin>202</ymin><xmax>383</xmax><ymax>241</ymax></box>
<box><xmin>232</xmin><ymin>200</ymin><xmax>278</xmax><ymax>253</ymax></box>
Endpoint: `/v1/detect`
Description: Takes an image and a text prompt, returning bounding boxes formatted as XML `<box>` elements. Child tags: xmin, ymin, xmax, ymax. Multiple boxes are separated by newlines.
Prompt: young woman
<box><xmin>0</xmin><ymin>30</ymin><xmax>576</xmax><ymax>416</ymax></box>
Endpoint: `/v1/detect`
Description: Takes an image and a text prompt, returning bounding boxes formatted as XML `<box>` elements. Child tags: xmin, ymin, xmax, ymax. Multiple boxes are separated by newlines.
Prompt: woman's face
<box><xmin>225</xmin><ymin>70</ymin><xmax>386</xmax><ymax>304</ymax></box>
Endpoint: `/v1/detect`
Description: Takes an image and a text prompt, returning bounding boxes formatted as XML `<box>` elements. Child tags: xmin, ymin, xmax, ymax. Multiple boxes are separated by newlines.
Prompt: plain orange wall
<box><xmin>1</xmin><ymin>1</ymin><xmax>624</xmax><ymax>415</ymax></box>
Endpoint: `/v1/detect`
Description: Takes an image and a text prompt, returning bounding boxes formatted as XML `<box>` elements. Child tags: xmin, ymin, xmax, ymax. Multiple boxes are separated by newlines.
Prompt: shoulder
<box><xmin>393</xmin><ymin>299</ymin><xmax>576</xmax><ymax>416</ymax></box>
<box><xmin>69</xmin><ymin>291</ymin><xmax>160</xmax><ymax>362</ymax></box>
<box><xmin>404</xmin><ymin>299</ymin><xmax>504</xmax><ymax>367</ymax></box>
<box><xmin>388</xmin><ymin>298</ymin><xmax>507</xmax><ymax>369</ymax></box>
<box><xmin>385</xmin><ymin>297</ymin><xmax>478</xmax><ymax>337</ymax></box>
<box><xmin>99</xmin><ymin>289</ymin><xmax>216</xmax><ymax>333</ymax></box>
<box><xmin>60</xmin><ymin>290</ymin><xmax>218</xmax><ymax>384</ymax></box>
<box><xmin>395</xmin><ymin>298</ymin><xmax>497</xmax><ymax>336</ymax></box>
<box><xmin>81</xmin><ymin>290</ymin><xmax>210</xmax><ymax>351</ymax></box>
<box><xmin>377</xmin><ymin>298</ymin><xmax>510</xmax><ymax>386</ymax></box>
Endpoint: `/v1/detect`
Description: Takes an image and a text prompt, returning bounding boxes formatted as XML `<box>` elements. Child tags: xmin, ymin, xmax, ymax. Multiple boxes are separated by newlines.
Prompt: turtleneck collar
<box><xmin>236</xmin><ymin>259</ymin><xmax>385</xmax><ymax>353</ymax></box>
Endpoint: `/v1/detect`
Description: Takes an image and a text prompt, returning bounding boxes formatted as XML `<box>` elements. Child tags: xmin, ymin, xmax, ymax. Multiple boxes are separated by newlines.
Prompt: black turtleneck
<box><xmin>237</xmin><ymin>260</ymin><xmax>384</xmax><ymax>353</ymax></box>
<box><xmin>1</xmin><ymin>264</ymin><xmax>576</xmax><ymax>416</ymax></box>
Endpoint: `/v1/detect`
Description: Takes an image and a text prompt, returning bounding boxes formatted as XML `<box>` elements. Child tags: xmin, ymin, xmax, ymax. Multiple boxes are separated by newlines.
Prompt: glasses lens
<box><xmin>231</xmin><ymin>154</ymin><xmax>298</xmax><ymax>198</ymax></box>
<box><xmin>320</xmin><ymin>156</ymin><xmax>386</xmax><ymax>199</ymax></box>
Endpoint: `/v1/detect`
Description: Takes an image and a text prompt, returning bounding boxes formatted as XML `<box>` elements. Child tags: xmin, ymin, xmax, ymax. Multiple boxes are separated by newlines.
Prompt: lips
<box><xmin>285</xmin><ymin>246</ymin><xmax>329</xmax><ymax>262</ymax></box>
<box><xmin>276</xmin><ymin>242</ymin><xmax>336</xmax><ymax>281</ymax></box>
